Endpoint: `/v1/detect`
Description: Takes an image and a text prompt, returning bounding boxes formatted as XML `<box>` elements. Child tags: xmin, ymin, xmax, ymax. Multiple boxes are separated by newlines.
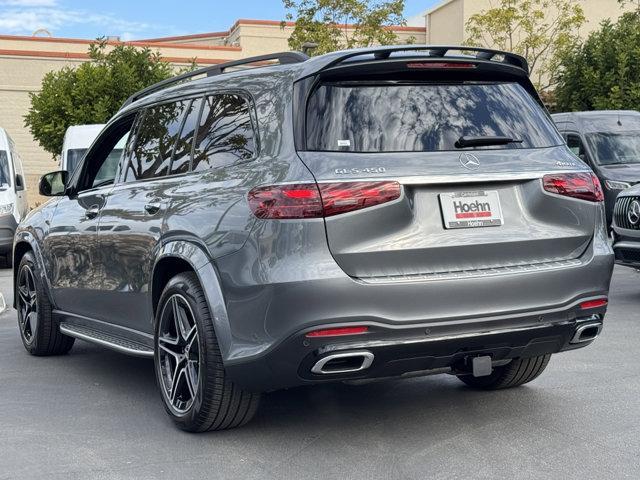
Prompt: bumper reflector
<box><xmin>306</xmin><ymin>326</ymin><xmax>369</xmax><ymax>338</ymax></box>
<box><xmin>579</xmin><ymin>299</ymin><xmax>608</xmax><ymax>309</ymax></box>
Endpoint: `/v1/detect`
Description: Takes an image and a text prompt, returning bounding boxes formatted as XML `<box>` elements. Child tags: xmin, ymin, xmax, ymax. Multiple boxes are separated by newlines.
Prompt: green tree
<box><xmin>24</xmin><ymin>40</ymin><xmax>176</xmax><ymax>157</ymax></box>
<box><xmin>618</xmin><ymin>0</ymin><xmax>640</xmax><ymax>10</ymax></box>
<box><xmin>465</xmin><ymin>0</ymin><xmax>586</xmax><ymax>92</ymax></box>
<box><xmin>555</xmin><ymin>11</ymin><xmax>640</xmax><ymax>111</ymax></box>
<box><xmin>283</xmin><ymin>0</ymin><xmax>407</xmax><ymax>56</ymax></box>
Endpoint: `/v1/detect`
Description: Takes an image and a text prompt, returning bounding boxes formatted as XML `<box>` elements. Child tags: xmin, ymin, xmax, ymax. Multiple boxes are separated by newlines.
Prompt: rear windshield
<box><xmin>585</xmin><ymin>132</ymin><xmax>640</xmax><ymax>165</ymax></box>
<box><xmin>306</xmin><ymin>82</ymin><xmax>562</xmax><ymax>152</ymax></box>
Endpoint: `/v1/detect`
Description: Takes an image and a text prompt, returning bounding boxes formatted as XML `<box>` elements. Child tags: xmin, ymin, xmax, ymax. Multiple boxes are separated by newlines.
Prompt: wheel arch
<box><xmin>151</xmin><ymin>240</ymin><xmax>234</xmax><ymax>361</ymax></box>
<box><xmin>12</xmin><ymin>232</ymin><xmax>53</xmax><ymax>308</ymax></box>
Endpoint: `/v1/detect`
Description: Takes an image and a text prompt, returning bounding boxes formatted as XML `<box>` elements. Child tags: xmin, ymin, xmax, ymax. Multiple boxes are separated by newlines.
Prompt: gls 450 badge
<box><xmin>335</xmin><ymin>167</ymin><xmax>386</xmax><ymax>175</ymax></box>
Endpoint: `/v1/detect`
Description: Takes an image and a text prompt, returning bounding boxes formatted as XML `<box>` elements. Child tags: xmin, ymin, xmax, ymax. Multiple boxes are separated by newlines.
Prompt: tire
<box><xmin>154</xmin><ymin>272</ymin><xmax>260</xmax><ymax>432</ymax></box>
<box><xmin>16</xmin><ymin>251</ymin><xmax>75</xmax><ymax>356</ymax></box>
<box><xmin>457</xmin><ymin>354</ymin><xmax>551</xmax><ymax>390</ymax></box>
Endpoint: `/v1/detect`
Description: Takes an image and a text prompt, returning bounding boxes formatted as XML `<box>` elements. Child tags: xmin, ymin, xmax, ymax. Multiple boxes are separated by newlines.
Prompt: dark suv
<box><xmin>14</xmin><ymin>46</ymin><xmax>614</xmax><ymax>432</ymax></box>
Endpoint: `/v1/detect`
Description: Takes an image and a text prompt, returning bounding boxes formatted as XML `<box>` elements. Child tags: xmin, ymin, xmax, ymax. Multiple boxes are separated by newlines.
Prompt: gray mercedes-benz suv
<box><xmin>14</xmin><ymin>46</ymin><xmax>614</xmax><ymax>432</ymax></box>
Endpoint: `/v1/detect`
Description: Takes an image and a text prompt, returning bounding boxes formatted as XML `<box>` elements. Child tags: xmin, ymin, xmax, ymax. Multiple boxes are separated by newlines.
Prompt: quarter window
<box><xmin>192</xmin><ymin>94</ymin><xmax>255</xmax><ymax>172</ymax></box>
<box><xmin>123</xmin><ymin>100</ymin><xmax>190</xmax><ymax>182</ymax></box>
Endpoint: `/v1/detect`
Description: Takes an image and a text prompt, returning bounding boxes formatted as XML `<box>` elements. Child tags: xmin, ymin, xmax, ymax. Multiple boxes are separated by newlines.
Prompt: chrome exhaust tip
<box><xmin>311</xmin><ymin>351</ymin><xmax>374</xmax><ymax>375</ymax></box>
<box><xmin>570</xmin><ymin>321</ymin><xmax>603</xmax><ymax>344</ymax></box>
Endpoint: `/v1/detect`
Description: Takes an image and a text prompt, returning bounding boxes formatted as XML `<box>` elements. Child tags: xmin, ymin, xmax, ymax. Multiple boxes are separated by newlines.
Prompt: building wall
<box><xmin>426</xmin><ymin>0</ymin><xmax>464</xmax><ymax>45</ymax></box>
<box><xmin>427</xmin><ymin>0</ymin><xmax>635</xmax><ymax>45</ymax></box>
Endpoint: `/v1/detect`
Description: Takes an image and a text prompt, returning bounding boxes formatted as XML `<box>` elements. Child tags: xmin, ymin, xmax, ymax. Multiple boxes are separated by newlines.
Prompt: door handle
<box><xmin>144</xmin><ymin>203</ymin><xmax>161</xmax><ymax>215</ymax></box>
<box><xmin>85</xmin><ymin>205</ymin><xmax>100</xmax><ymax>219</ymax></box>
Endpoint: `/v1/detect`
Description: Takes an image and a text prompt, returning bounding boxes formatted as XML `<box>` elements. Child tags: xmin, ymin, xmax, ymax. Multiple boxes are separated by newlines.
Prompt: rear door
<box><xmin>300</xmin><ymin>80</ymin><xmax>597</xmax><ymax>279</ymax></box>
<box><xmin>95</xmin><ymin>99</ymin><xmax>196</xmax><ymax>333</ymax></box>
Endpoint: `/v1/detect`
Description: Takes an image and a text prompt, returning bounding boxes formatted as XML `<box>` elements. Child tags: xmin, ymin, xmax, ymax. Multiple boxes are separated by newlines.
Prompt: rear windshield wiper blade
<box><xmin>455</xmin><ymin>136</ymin><xmax>523</xmax><ymax>149</ymax></box>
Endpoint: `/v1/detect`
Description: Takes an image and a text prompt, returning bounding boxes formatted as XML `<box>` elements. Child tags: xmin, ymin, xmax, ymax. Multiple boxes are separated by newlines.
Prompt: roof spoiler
<box><xmin>121</xmin><ymin>51</ymin><xmax>309</xmax><ymax>109</ymax></box>
<box><xmin>316</xmin><ymin>45</ymin><xmax>529</xmax><ymax>75</ymax></box>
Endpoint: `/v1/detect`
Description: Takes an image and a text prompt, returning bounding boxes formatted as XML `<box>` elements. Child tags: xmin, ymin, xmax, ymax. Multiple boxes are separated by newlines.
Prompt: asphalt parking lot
<box><xmin>0</xmin><ymin>266</ymin><xmax>639</xmax><ymax>480</ymax></box>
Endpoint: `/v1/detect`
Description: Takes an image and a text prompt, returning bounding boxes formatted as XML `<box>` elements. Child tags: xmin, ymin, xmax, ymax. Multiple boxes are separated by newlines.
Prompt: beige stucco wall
<box><xmin>427</xmin><ymin>0</ymin><xmax>635</xmax><ymax>45</ymax></box>
<box><xmin>231</xmin><ymin>22</ymin><xmax>426</xmax><ymax>57</ymax></box>
<box><xmin>426</xmin><ymin>0</ymin><xmax>464</xmax><ymax>44</ymax></box>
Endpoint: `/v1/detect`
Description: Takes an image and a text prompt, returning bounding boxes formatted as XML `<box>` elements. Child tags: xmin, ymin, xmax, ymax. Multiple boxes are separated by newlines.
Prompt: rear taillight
<box><xmin>542</xmin><ymin>173</ymin><xmax>604</xmax><ymax>202</ymax></box>
<box><xmin>248</xmin><ymin>181</ymin><xmax>401</xmax><ymax>219</ymax></box>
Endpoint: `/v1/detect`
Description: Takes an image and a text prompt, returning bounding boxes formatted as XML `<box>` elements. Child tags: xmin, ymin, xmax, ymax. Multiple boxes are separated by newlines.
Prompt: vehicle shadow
<box><xmin>60</xmin><ymin>341</ymin><xmax>556</xmax><ymax>439</ymax></box>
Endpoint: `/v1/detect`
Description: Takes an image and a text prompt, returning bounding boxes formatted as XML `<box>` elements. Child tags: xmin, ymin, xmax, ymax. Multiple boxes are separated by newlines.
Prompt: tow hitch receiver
<box><xmin>472</xmin><ymin>356</ymin><xmax>493</xmax><ymax>377</ymax></box>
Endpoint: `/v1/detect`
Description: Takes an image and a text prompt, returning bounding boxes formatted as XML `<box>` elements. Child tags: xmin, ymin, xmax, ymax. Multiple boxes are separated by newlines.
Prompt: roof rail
<box><xmin>121</xmin><ymin>51</ymin><xmax>309</xmax><ymax>108</ymax></box>
<box><xmin>322</xmin><ymin>45</ymin><xmax>529</xmax><ymax>74</ymax></box>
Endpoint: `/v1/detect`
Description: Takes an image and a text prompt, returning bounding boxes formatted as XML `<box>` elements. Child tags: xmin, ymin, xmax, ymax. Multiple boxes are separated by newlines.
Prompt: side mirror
<box><xmin>39</xmin><ymin>171</ymin><xmax>68</xmax><ymax>197</ymax></box>
<box><xmin>15</xmin><ymin>174</ymin><xmax>24</xmax><ymax>192</ymax></box>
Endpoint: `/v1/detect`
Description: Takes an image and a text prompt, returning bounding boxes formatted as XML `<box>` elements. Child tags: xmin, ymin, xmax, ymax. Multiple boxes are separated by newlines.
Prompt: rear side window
<box><xmin>170</xmin><ymin>98</ymin><xmax>201</xmax><ymax>175</ymax></box>
<box><xmin>192</xmin><ymin>94</ymin><xmax>255</xmax><ymax>172</ymax></box>
<box><xmin>123</xmin><ymin>100</ymin><xmax>190</xmax><ymax>182</ymax></box>
<box><xmin>306</xmin><ymin>82</ymin><xmax>562</xmax><ymax>152</ymax></box>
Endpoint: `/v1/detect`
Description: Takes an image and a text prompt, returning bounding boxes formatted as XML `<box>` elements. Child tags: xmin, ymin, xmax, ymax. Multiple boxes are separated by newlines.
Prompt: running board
<box><xmin>59</xmin><ymin>323</ymin><xmax>154</xmax><ymax>358</ymax></box>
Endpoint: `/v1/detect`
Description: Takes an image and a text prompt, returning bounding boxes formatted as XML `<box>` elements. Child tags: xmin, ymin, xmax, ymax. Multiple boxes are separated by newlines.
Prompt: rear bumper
<box><xmin>215</xmin><ymin>218</ymin><xmax>613</xmax><ymax>391</ymax></box>
<box><xmin>226</xmin><ymin>302</ymin><xmax>607</xmax><ymax>392</ymax></box>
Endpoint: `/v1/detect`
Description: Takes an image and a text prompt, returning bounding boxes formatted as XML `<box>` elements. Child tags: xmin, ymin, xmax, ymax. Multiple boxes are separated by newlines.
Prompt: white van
<box><xmin>60</xmin><ymin>124</ymin><xmax>105</xmax><ymax>173</ymax></box>
<box><xmin>0</xmin><ymin>127</ymin><xmax>28</xmax><ymax>265</ymax></box>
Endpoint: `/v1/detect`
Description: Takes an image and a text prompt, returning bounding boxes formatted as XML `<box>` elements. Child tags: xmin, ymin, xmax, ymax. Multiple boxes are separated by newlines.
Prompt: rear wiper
<box><xmin>455</xmin><ymin>136</ymin><xmax>523</xmax><ymax>149</ymax></box>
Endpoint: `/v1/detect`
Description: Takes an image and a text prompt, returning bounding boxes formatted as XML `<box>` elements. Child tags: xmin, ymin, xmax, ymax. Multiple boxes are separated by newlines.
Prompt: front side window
<box><xmin>192</xmin><ymin>94</ymin><xmax>255</xmax><ymax>172</ymax></box>
<box><xmin>124</xmin><ymin>100</ymin><xmax>190</xmax><ymax>182</ymax></box>
<box><xmin>75</xmin><ymin>119</ymin><xmax>134</xmax><ymax>192</ymax></box>
<box><xmin>0</xmin><ymin>151</ymin><xmax>10</xmax><ymax>188</ymax></box>
<box><xmin>306</xmin><ymin>82</ymin><xmax>562</xmax><ymax>152</ymax></box>
<box><xmin>585</xmin><ymin>132</ymin><xmax>640</xmax><ymax>166</ymax></box>
<box><xmin>93</xmin><ymin>133</ymin><xmax>128</xmax><ymax>188</ymax></box>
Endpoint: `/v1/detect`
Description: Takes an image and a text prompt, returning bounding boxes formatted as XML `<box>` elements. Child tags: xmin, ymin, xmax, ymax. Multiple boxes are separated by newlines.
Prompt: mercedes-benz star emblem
<box><xmin>459</xmin><ymin>152</ymin><xmax>480</xmax><ymax>170</ymax></box>
<box><xmin>628</xmin><ymin>200</ymin><xmax>640</xmax><ymax>226</ymax></box>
